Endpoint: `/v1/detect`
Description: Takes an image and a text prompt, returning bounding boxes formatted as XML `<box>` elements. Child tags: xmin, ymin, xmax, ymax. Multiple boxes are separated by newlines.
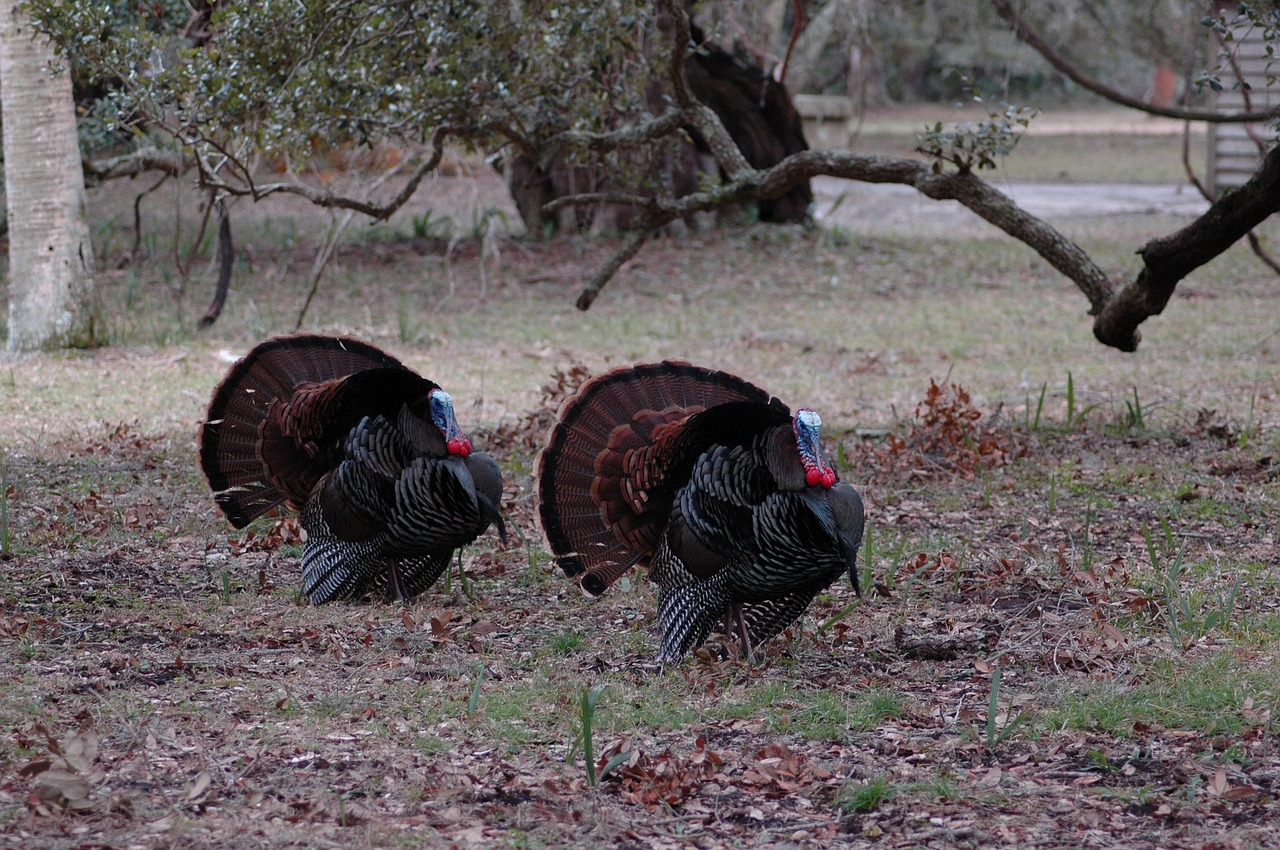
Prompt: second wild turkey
<box><xmin>537</xmin><ymin>361</ymin><xmax>864</xmax><ymax>661</ymax></box>
<box><xmin>200</xmin><ymin>334</ymin><xmax>504</xmax><ymax>603</ymax></box>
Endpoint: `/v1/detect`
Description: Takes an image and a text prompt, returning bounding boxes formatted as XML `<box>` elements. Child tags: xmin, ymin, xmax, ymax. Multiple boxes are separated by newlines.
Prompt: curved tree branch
<box><xmin>575</xmin><ymin>225</ymin><xmax>654</xmax><ymax>311</ymax></box>
<box><xmin>198</xmin><ymin>198</ymin><xmax>234</xmax><ymax>329</ymax></box>
<box><xmin>1095</xmin><ymin>143</ymin><xmax>1280</xmax><ymax>350</ymax></box>
<box><xmin>182</xmin><ymin>124</ymin><xmax>461</xmax><ymax>221</ymax></box>
<box><xmin>569</xmin><ymin>148</ymin><xmax>1115</xmax><ymax>315</ymax></box>
<box><xmin>572</xmin><ymin>136</ymin><xmax>1280</xmax><ymax>355</ymax></box>
<box><xmin>82</xmin><ymin>148</ymin><xmax>186</xmax><ymax>186</ymax></box>
<box><xmin>552</xmin><ymin>107</ymin><xmax>685</xmax><ymax>155</ymax></box>
<box><xmin>990</xmin><ymin>0</ymin><xmax>1280</xmax><ymax>124</ymax></box>
<box><xmin>659</xmin><ymin>0</ymin><xmax>753</xmax><ymax>180</ymax></box>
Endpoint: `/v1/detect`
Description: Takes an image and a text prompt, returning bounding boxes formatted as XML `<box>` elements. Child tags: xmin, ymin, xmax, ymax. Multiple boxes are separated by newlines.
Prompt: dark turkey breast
<box><xmin>653</xmin><ymin>425</ymin><xmax>864</xmax><ymax>659</ymax></box>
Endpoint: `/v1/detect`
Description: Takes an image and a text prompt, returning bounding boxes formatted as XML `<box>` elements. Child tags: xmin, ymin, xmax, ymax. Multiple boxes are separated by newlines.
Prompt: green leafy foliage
<box><xmin>915</xmin><ymin>104</ymin><xmax>1040</xmax><ymax>173</ymax></box>
<box><xmin>30</xmin><ymin>1</ymin><xmax>652</xmax><ymax>160</ymax></box>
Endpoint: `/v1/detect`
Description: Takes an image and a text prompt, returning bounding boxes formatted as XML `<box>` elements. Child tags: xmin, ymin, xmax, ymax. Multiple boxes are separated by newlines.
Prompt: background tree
<box><xmin>25</xmin><ymin>0</ymin><xmax>1280</xmax><ymax>352</ymax></box>
<box><xmin>1</xmin><ymin>0</ymin><xmax>97</xmax><ymax>352</ymax></box>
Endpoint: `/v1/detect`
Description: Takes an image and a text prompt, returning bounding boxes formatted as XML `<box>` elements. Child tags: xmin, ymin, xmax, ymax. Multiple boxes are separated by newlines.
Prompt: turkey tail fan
<box><xmin>200</xmin><ymin>334</ymin><xmax>432</xmax><ymax>528</ymax></box>
<box><xmin>537</xmin><ymin>360</ymin><xmax>788</xmax><ymax>596</ymax></box>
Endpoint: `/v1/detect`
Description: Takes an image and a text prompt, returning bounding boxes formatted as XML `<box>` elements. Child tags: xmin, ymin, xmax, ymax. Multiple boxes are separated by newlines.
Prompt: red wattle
<box><xmin>460</xmin><ymin>439</ymin><xmax>473</xmax><ymax>457</ymax></box>
<box><xmin>447</xmin><ymin>438</ymin><xmax>465</xmax><ymax>455</ymax></box>
<box><xmin>805</xmin><ymin>467</ymin><xmax>822</xmax><ymax>487</ymax></box>
<box><xmin>822</xmin><ymin>469</ymin><xmax>836</xmax><ymax>488</ymax></box>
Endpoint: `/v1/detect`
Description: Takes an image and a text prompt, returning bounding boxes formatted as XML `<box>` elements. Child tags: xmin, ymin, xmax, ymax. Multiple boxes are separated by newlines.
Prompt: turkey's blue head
<box><xmin>795</xmin><ymin>409</ymin><xmax>836</xmax><ymax>489</ymax></box>
<box><xmin>429</xmin><ymin>389</ymin><xmax>473</xmax><ymax>456</ymax></box>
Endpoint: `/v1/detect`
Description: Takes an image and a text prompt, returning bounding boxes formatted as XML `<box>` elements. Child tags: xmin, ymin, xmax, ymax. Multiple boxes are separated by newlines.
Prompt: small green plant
<box><xmin>570</xmin><ymin>684</ymin><xmax>628</xmax><ymax>787</ymax></box>
<box><xmin>985</xmin><ymin>667</ymin><xmax>1027</xmax><ymax>753</ymax></box>
<box><xmin>219</xmin><ymin>570</ymin><xmax>233</xmax><ymax>605</ymax></box>
<box><xmin>1</xmin><ymin>456</ymin><xmax>10</xmax><ymax>556</ymax></box>
<box><xmin>469</xmin><ymin>205</ymin><xmax>509</xmax><ymax>241</ymax></box>
<box><xmin>915</xmin><ymin>104</ymin><xmax>1040</xmax><ymax>172</ymax></box>
<box><xmin>880</xmin><ymin>533</ymin><xmax>914</xmax><ymax>590</ymax></box>
<box><xmin>1131</xmin><ymin>784</ymin><xmax>1157</xmax><ymax>806</ymax></box>
<box><xmin>1123</xmin><ymin>386</ymin><xmax>1146</xmax><ymax>432</ymax></box>
<box><xmin>551</xmin><ymin>631</ymin><xmax>586</xmax><ymax>655</ymax></box>
<box><xmin>823</xmin><ymin>222</ymin><xmax>856</xmax><ymax>250</ymax></box>
<box><xmin>467</xmin><ymin>661</ymin><xmax>485</xmax><ymax>722</ymax></box>
<box><xmin>1239</xmin><ymin>389</ymin><xmax>1259</xmax><ymax>446</ymax></box>
<box><xmin>571</xmin><ymin>684</ymin><xmax>603</xmax><ymax>786</ymax></box>
<box><xmin>1150</xmin><ymin>537</ymin><xmax>1242</xmax><ymax>648</ymax></box>
<box><xmin>817</xmin><ymin>600</ymin><xmax>861</xmax><ymax>636</ymax></box>
<box><xmin>1059</xmin><ymin>371</ymin><xmax>1101</xmax><ymax>431</ymax></box>
<box><xmin>840</xmin><ymin>775</ymin><xmax>898</xmax><ymax>814</ymax></box>
<box><xmin>916</xmin><ymin>772</ymin><xmax>961</xmax><ymax>802</ymax></box>
<box><xmin>441</xmin><ymin>551</ymin><xmax>472</xmax><ymax>598</ymax></box>
<box><xmin>1025</xmin><ymin>381</ymin><xmax>1047</xmax><ymax>431</ymax></box>
<box><xmin>1065</xmin><ymin>371</ymin><xmax>1078</xmax><ymax>429</ymax></box>
<box><xmin>411</xmin><ymin>209</ymin><xmax>450</xmax><ymax>240</ymax></box>
<box><xmin>1086</xmin><ymin>749</ymin><xmax>1116</xmax><ymax>772</ymax></box>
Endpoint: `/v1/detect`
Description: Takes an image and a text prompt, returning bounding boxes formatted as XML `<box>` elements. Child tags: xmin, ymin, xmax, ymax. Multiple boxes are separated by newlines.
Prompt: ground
<box><xmin>0</xmin><ymin>108</ymin><xmax>1278</xmax><ymax>849</ymax></box>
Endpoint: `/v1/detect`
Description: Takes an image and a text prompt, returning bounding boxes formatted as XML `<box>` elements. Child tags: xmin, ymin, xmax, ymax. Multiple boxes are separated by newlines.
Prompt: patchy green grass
<box><xmin>1047</xmin><ymin>652</ymin><xmax>1280</xmax><ymax>738</ymax></box>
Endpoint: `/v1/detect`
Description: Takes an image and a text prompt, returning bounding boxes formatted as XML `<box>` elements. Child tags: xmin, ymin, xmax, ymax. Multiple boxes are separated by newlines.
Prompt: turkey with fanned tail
<box><xmin>200</xmin><ymin>334</ymin><xmax>504</xmax><ymax>603</ymax></box>
<box><xmin>537</xmin><ymin>361</ymin><xmax>864</xmax><ymax>661</ymax></box>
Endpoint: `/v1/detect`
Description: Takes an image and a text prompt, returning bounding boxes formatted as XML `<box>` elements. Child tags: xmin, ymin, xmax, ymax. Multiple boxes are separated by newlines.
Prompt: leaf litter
<box><xmin>0</xmin><ymin>372</ymin><xmax>1277</xmax><ymax>849</ymax></box>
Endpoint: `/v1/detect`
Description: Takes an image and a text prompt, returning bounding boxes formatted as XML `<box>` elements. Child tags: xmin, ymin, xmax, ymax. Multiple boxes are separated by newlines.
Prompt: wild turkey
<box><xmin>537</xmin><ymin>361</ymin><xmax>864</xmax><ymax>661</ymax></box>
<box><xmin>200</xmin><ymin>334</ymin><xmax>505</xmax><ymax>603</ymax></box>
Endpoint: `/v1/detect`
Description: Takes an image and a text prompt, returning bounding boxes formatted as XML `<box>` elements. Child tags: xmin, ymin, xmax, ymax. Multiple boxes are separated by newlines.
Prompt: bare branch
<box><xmin>576</xmin><ymin>226</ymin><xmax>653</xmax><ymax>310</ymax></box>
<box><xmin>658</xmin><ymin>0</ymin><xmax>753</xmax><ymax>180</ymax></box>
<box><xmin>632</xmin><ymin>148</ymin><xmax>1114</xmax><ymax>314</ymax></box>
<box><xmin>198</xmin><ymin>200</ymin><xmax>234</xmax><ymax>329</ymax></box>
<box><xmin>553</xmin><ymin>107</ymin><xmax>685</xmax><ymax>155</ymax></box>
<box><xmin>990</xmin><ymin>0</ymin><xmax>1280</xmax><ymax>124</ymax></box>
<box><xmin>1095</xmin><ymin>144</ymin><xmax>1280</xmax><ymax>350</ymax></box>
<box><xmin>82</xmin><ymin>148</ymin><xmax>186</xmax><ymax>186</ymax></box>
<box><xmin>775</xmin><ymin>0</ymin><xmax>806</xmax><ymax>84</ymax></box>
<box><xmin>545</xmin><ymin>191</ymin><xmax>657</xmax><ymax>213</ymax></box>
<box><xmin>188</xmin><ymin>124</ymin><xmax>457</xmax><ymax>221</ymax></box>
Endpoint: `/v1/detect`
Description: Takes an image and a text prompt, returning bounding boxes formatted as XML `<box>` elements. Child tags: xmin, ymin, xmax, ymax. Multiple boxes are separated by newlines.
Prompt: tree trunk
<box><xmin>0</xmin><ymin>0</ymin><xmax>97</xmax><ymax>352</ymax></box>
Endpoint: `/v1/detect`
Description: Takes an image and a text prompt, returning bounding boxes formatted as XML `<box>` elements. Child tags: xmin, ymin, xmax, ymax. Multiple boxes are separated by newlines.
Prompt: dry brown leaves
<box><xmin>77</xmin><ymin>422</ymin><xmax>162</xmax><ymax>461</ymax></box>
<box><xmin>228</xmin><ymin>516</ymin><xmax>304</xmax><ymax>555</ymax></box>
<box><xmin>484</xmin><ymin>362</ymin><xmax>591</xmax><ymax>452</ymax></box>
<box><xmin>19</xmin><ymin>725</ymin><xmax>132</xmax><ymax>818</ymax></box>
<box><xmin>856</xmin><ymin>379</ymin><xmax>1030</xmax><ymax>482</ymax></box>
<box><xmin>595</xmin><ymin>735</ymin><xmax>837</xmax><ymax>815</ymax></box>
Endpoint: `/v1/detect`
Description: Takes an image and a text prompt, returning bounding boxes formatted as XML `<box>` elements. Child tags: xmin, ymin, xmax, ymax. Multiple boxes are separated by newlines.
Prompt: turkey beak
<box><xmin>796</xmin><ymin>409</ymin><xmax>836</xmax><ymax>489</ymax></box>
<box><xmin>430</xmin><ymin>390</ymin><xmax>473</xmax><ymax>456</ymax></box>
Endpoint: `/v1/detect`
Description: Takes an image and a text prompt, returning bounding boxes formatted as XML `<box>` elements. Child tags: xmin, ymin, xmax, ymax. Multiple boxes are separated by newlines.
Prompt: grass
<box><xmin>0</xmin><ymin>117</ymin><xmax>1278</xmax><ymax>848</ymax></box>
<box><xmin>1047</xmin><ymin>652</ymin><xmax>1280</xmax><ymax>738</ymax></box>
<box><xmin>708</xmin><ymin>683</ymin><xmax>905</xmax><ymax>739</ymax></box>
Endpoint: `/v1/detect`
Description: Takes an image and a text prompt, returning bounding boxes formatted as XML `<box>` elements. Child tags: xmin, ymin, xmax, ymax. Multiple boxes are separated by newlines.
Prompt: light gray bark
<box><xmin>1</xmin><ymin>0</ymin><xmax>97</xmax><ymax>352</ymax></box>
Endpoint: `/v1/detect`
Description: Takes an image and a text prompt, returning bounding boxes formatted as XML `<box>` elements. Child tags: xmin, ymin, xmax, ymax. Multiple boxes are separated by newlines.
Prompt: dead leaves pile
<box><xmin>596</xmin><ymin>737</ymin><xmax>835</xmax><ymax>812</ymax></box>
<box><xmin>483</xmin><ymin>361</ymin><xmax>590</xmax><ymax>452</ymax></box>
<box><xmin>228</xmin><ymin>516</ymin><xmax>304</xmax><ymax>555</ymax></box>
<box><xmin>19</xmin><ymin>725</ymin><xmax>131</xmax><ymax>818</ymax></box>
<box><xmin>857</xmin><ymin>379</ymin><xmax>1030</xmax><ymax>481</ymax></box>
